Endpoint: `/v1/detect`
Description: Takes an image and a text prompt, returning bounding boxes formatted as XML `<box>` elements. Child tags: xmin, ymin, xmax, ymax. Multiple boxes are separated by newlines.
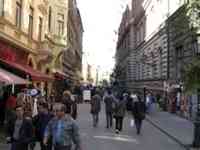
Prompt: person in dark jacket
<box><xmin>6</xmin><ymin>105</ymin><xmax>33</xmax><ymax>150</ymax></box>
<box><xmin>33</xmin><ymin>102</ymin><xmax>53</xmax><ymax>150</ymax></box>
<box><xmin>90</xmin><ymin>91</ymin><xmax>101</xmax><ymax>127</ymax></box>
<box><xmin>104</xmin><ymin>90</ymin><xmax>115</xmax><ymax>128</ymax></box>
<box><xmin>62</xmin><ymin>90</ymin><xmax>78</xmax><ymax>120</ymax></box>
<box><xmin>71</xmin><ymin>94</ymin><xmax>78</xmax><ymax>120</ymax></box>
<box><xmin>113</xmin><ymin>95</ymin><xmax>127</xmax><ymax>134</ymax></box>
<box><xmin>132</xmin><ymin>95</ymin><xmax>146</xmax><ymax>135</ymax></box>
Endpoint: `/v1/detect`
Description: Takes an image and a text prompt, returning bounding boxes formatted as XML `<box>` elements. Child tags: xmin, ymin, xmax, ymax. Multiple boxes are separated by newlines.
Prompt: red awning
<box><xmin>0</xmin><ymin>68</ymin><xmax>30</xmax><ymax>85</ymax></box>
<box><xmin>0</xmin><ymin>58</ymin><xmax>54</xmax><ymax>82</ymax></box>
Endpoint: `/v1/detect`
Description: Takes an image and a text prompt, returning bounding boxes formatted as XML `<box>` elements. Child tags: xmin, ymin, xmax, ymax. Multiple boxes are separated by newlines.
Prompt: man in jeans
<box><xmin>104</xmin><ymin>90</ymin><xmax>115</xmax><ymax>128</ymax></box>
<box><xmin>43</xmin><ymin>103</ymin><xmax>82</xmax><ymax>150</ymax></box>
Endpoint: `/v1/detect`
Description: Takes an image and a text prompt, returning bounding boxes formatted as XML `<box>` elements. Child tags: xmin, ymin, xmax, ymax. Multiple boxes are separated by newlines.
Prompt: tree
<box><xmin>183</xmin><ymin>0</ymin><xmax>200</xmax><ymax>93</ymax></box>
<box><xmin>187</xmin><ymin>0</ymin><xmax>200</xmax><ymax>30</ymax></box>
<box><xmin>184</xmin><ymin>1</ymin><xmax>200</xmax><ymax>147</ymax></box>
<box><xmin>184</xmin><ymin>56</ymin><xmax>200</xmax><ymax>93</ymax></box>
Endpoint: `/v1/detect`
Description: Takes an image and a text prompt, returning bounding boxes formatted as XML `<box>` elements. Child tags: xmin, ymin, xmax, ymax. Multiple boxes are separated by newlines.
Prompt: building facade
<box><xmin>64</xmin><ymin>0</ymin><xmax>83</xmax><ymax>85</ymax></box>
<box><xmin>0</xmin><ymin>0</ymin><xmax>50</xmax><ymax>69</ymax></box>
<box><xmin>168</xmin><ymin>5</ymin><xmax>200</xmax><ymax>88</ymax></box>
<box><xmin>115</xmin><ymin>6</ymin><xmax>131</xmax><ymax>91</ymax></box>
<box><xmin>0</xmin><ymin>0</ymin><xmax>83</xmax><ymax>95</ymax></box>
<box><xmin>115</xmin><ymin>0</ymin><xmax>191</xmax><ymax>95</ymax></box>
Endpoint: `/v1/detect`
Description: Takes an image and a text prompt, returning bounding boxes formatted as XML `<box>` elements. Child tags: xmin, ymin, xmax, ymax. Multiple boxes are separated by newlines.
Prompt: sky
<box><xmin>76</xmin><ymin>0</ymin><xmax>131</xmax><ymax>79</ymax></box>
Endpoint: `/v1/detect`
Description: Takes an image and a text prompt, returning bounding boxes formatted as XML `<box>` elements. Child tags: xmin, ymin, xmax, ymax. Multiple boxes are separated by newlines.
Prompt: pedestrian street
<box><xmin>77</xmin><ymin>103</ymin><xmax>183</xmax><ymax>150</ymax></box>
<box><xmin>1</xmin><ymin>103</ymin><xmax>185</xmax><ymax>150</ymax></box>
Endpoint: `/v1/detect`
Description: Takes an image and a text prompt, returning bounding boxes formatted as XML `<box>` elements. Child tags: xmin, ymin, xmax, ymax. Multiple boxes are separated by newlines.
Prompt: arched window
<box><xmin>45</xmin><ymin>68</ymin><xmax>50</xmax><ymax>75</ymax></box>
<box><xmin>28</xmin><ymin>60</ymin><xmax>33</xmax><ymax>68</ymax></box>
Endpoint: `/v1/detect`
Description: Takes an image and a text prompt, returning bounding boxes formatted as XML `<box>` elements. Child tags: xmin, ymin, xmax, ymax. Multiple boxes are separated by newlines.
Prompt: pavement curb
<box><xmin>146</xmin><ymin>116</ymin><xmax>191</xmax><ymax>150</ymax></box>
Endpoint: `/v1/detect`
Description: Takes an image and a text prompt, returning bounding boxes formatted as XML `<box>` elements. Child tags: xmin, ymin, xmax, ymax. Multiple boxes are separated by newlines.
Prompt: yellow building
<box><xmin>63</xmin><ymin>0</ymin><xmax>83</xmax><ymax>86</ymax></box>
<box><xmin>0</xmin><ymin>0</ymin><xmax>54</xmax><ymax>93</ymax></box>
<box><xmin>46</xmin><ymin>0</ymin><xmax>83</xmax><ymax>87</ymax></box>
<box><xmin>0</xmin><ymin>0</ymin><xmax>83</xmax><ymax>95</ymax></box>
<box><xmin>0</xmin><ymin>0</ymin><xmax>50</xmax><ymax>67</ymax></box>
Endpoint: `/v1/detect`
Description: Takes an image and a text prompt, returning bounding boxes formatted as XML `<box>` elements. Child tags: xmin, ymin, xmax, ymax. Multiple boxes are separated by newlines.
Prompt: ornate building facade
<box><xmin>0</xmin><ymin>0</ymin><xmax>83</xmax><ymax>95</ymax></box>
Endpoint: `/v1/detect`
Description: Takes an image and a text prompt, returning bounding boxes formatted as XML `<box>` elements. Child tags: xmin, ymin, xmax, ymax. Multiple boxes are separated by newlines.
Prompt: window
<box><xmin>0</xmin><ymin>0</ymin><xmax>4</xmax><ymax>16</ymax></box>
<box><xmin>38</xmin><ymin>17</ymin><xmax>43</xmax><ymax>41</ymax></box>
<box><xmin>195</xmin><ymin>37</ymin><xmax>200</xmax><ymax>55</ymax></box>
<box><xmin>57</xmin><ymin>13</ymin><xmax>64</xmax><ymax>36</ymax></box>
<box><xmin>158</xmin><ymin>47</ymin><xmax>163</xmax><ymax>78</ymax></box>
<box><xmin>28</xmin><ymin>7</ymin><xmax>34</xmax><ymax>38</ymax></box>
<box><xmin>48</xmin><ymin>7</ymin><xmax>52</xmax><ymax>32</ymax></box>
<box><xmin>16</xmin><ymin>0</ymin><xmax>22</xmax><ymax>28</ymax></box>
<box><xmin>176</xmin><ymin>46</ymin><xmax>183</xmax><ymax>59</ymax></box>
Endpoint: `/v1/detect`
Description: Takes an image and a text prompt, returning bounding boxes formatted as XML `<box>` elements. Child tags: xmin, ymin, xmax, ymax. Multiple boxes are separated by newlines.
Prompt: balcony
<box><xmin>45</xmin><ymin>33</ymin><xmax>66</xmax><ymax>46</ymax></box>
<box><xmin>37</xmin><ymin>41</ymin><xmax>53</xmax><ymax>62</ymax></box>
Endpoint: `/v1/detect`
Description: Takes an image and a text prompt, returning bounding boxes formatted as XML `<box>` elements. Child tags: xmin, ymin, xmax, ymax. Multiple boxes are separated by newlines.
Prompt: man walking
<box><xmin>132</xmin><ymin>95</ymin><xmax>146</xmax><ymax>135</ymax></box>
<box><xmin>104</xmin><ymin>90</ymin><xmax>115</xmax><ymax>128</ymax></box>
<box><xmin>6</xmin><ymin>105</ymin><xmax>34</xmax><ymax>150</ymax></box>
<box><xmin>33</xmin><ymin>102</ymin><xmax>53</xmax><ymax>150</ymax></box>
<box><xmin>113</xmin><ymin>95</ymin><xmax>126</xmax><ymax>134</ymax></box>
<box><xmin>43</xmin><ymin>103</ymin><xmax>82</xmax><ymax>150</ymax></box>
<box><xmin>90</xmin><ymin>89</ymin><xmax>101</xmax><ymax>127</ymax></box>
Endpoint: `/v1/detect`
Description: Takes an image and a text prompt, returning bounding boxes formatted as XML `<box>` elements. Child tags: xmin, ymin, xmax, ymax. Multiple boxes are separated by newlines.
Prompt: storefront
<box><xmin>0</xmin><ymin>40</ymin><xmax>29</xmax><ymax>65</ymax></box>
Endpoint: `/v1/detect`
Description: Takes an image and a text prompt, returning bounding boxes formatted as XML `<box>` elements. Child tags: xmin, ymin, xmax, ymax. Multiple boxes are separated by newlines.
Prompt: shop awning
<box><xmin>0</xmin><ymin>68</ymin><xmax>29</xmax><ymax>85</ymax></box>
<box><xmin>0</xmin><ymin>58</ymin><xmax>54</xmax><ymax>82</ymax></box>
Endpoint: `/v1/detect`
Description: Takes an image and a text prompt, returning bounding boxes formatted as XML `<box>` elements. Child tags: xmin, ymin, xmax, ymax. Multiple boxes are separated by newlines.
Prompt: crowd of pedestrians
<box><xmin>5</xmin><ymin>89</ymin><xmax>82</xmax><ymax>150</ymax></box>
<box><xmin>90</xmin><ymin>88</ymin><xmax>146</xmax><ymax>135</ymax></box>
<box><xmin>4</xmin><ymin>86</ymin><xmax>148</xmax><ymax>150</ymax></box>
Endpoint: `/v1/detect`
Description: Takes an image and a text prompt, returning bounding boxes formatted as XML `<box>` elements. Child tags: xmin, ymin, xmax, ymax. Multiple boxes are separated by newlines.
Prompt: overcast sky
<box><xmin>77</xmin><ymin>0</ymin><xmax>131</xmax><ymax>77</ymax></box>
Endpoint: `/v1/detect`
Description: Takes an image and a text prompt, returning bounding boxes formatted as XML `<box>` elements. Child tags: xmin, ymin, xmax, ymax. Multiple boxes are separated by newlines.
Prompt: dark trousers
<box><xmin>11</xmin><ymin>142</ymin><xmax>28</xmax><ymax>150</ymax></box>
<box><xmin>54</xmin><ymin>145</ymin><xmax>71</xmax><ymax>150</ymax></box>
<box><xmin>115</xmin><ymin>117</ymin><xmax>123</xmax><ymax>131</ymax></box>
<box><xmin>40</xmin><ymin>141</ymin><xmax>52</xmax><ymax>150</ymax></box>
<box><xmin>135</xmin><ymin>119</ymin><xmax>143</xmax><ymax>134</ymax></box>
<box><xmin>106</xmin><ymin>112</ymin><xmax>113</xmax><ymax>128</ymax></box>
<box><xmin>92</xmin><ymin>113</ymin><xmax>99</xmax><ymax>127</ymax></box>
